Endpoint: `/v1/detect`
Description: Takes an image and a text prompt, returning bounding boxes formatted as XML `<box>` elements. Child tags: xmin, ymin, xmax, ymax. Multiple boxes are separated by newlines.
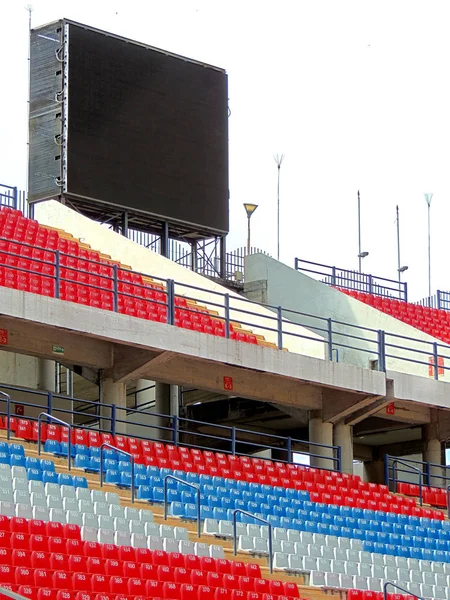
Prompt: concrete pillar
<box><xmin>309</xmin><ymin>415</ymin><xmax>333</xmax><ymax>470</ymax></box>
<box><xmin>37</xmin><ymin>359</ymin><xmax>56</xmax><ymax>392</ymax></box>
<box><xmin>364</xmin><ymin>459</ymin><xmax>385</xmax><ymax>485</ymax></box>
<box><xmin>423</xmin><ymin>417</ymin><xmax>444</xmax><ymax>487</ymax></box>
<box><xmin>334</xmin><ymin>422</ymin><xmax>353</xmax><ymax>474</ymax></box>
<box><xmin>100</xmin><ymin>376</ymin><xmax>127</xmax><ymax>435</ymax></box>
<box><xmin>423</xmin><ymin>435</ymin><xmax>443</xmax><ymax>487</ymax></box>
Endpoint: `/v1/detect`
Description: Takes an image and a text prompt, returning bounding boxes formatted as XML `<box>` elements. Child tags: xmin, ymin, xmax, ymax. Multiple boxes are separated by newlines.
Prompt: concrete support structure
<box><xmin>423</xmin><ymin>425</ymin><xmax>443</xmax><ymax>487</ymax></box>
<box><xmin>135</xmin><ymin>379</ymin><xmax>155</xmax><ymax>410</ymax></box>
<box><xmin>334</xmin><ymin>422</ymin><xmax>353</xmax><ymax>474</ymax></box>
<box><xmin>38</xmin><ymin>359</ymin><xmax>56</xmax><ymax>392</ymax></box>
<box><xmin>309</xmin><ymin>415</ymin><xmax>333</xmax><ymax>469</ymax></box>
<box><xmin>100</xmin><ymin>376</ymin><xmax>127</xmax><ymax>435</ymax></box>
<box><xmin>364</xmin><ymin>458</ymin><xmax>385</xmax><ymax>485</ymax></box>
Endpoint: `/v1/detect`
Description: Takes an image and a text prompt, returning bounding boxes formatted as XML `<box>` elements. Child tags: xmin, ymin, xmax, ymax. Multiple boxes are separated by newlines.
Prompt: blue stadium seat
<box><xmin>87</xmin><ymin>457</ymin><xmax>100</xmax><ymax>472</ymax></box>
<box><xmin>166</xmin><ymin>489</ymin><xmax>181</xmax><ymax>503</ymax></box>
<box><xmin>410</xmin><ymin>547</ymin><xmax>422</xmax><ymax>560</ymax></box>
<box><xmin>134</xmin><ymin>463</ymin><xmax>146</xmax><ymax>476</ymax></box>
<box><xmin>44</xmin><ymin>440</ymin><xmax>61</xmax><ymax>455</ymax></box>
<box><xmin>159</xmin><ymin>468</ymin><xmax>172</xmax><ymax>479</ymax></box>
<box><xmin>42</xmin><ymin>470</ymin><xmax>58</xmax><ymax>484</ymax></box>
<box><xmin>134</xmin><ymin>474</ymin><xmax>148</xmax><ymax>487</ymax></box>
<box><xmin>120</xmin><ymin>472</ymin><xmax>132</xmax><ymax>487</ymax></box>
<box><xmin>10</xmin><ymin>454</ymin><xmax>25</xmax><ymax>467</ymax></box>
<box><xmin>102</xmin><ymin>448</ymin><xmax>117</xmax><ymax>461</ymax></box>
<box><xmin>207</xmin><ymin>496</ymin><xmax>221</xmax><ymax>509</ymax></box>
<box><xmin>213</xmin><ymin>507</ymin><xmax>228</xmax><ymax>521</ymax></box>
<box><xmin>0</xmin><ymin>442</ymin><xmax>9</xmax><ymax>454</ymax></box>
<box><xmin>58</xmin><ymin>473</ymin><xmax>73</xmax><ymax>486</ymax></box>
<box><xmin>285</xmin><ymin>507</ymin><xmax>297</xmax><ymax>520</ymax></box>
<box><xmin>89</xmin><ymin>447</ymin><xmax>101</xmax><ymax>459</ymax></box>
<box><xmin>40</xmin><ymin>459</ymin><xmax>55</xmax><ymax>472</ymax></box>
<box><xmin>25</xmin><ymin>457</ymin><xmax>40</xmax><ymax>469</ymax></box>
<box><xmin>236</xmin><ymin>480</ymin><xmax>249</xmax><ymax>491</ymax></box>
<box><xmin>298</xmin><ymin>490</ymin><xmax>310</xmax><ymax>501</ymax></box>
<box><xmin>152</xmin><ymin>487</ymin><xmax>164</xmax><ymax>503</ymax></box>
<box><xmin>146</xmin><ymin>466</ymin><xmax>160</xmax><ymax>477</ymax></box>
<box><xmin>170</xmin><ymin>502</ymin><xmax>185</xmax><ymax>518</ymax></box>
<box><xmin>185</xmin><ymin>472</ymin><xmax>199</xmax><ymax>485</ymax></box>
<box><xmin>105</xmin><ymin>469</ymin><xmax>121</xmax><ymax>485</ymax></box>
<box><xmin>73</xmin><ymin>476</ymin><xmax>88</xmax><ymax>488</ymax></box>
<box><xmin>373</xmin><ymin>542</ymin><xmax>386</xmax><ymax>554</ymax></box>
<box><xmin>59</xmin><ymin>442</ymin><xmax>76</xmax><ymax>457</ymax></box>
<box><xmin>74</xmin><ymin>455</ymin><xmax>90</xmax><ymax>470</ymax></box>
<box><xmin>74</xmin><ymin>444</ymin><xmax>89</xmax><ymax>456</ymax></box>
<box><xmin>212</xmin><ymin>476</ymin><xmax>226</xmax><ymax>488</ymax></box>
<box><xmin>118</xmin><ymin>460</ymin><xmax>132</xmax><ymax>473</ymax></box>
<box><xmin>27</xmin><ymin>468</ymin><xmax>42</xmax><ymax>481</ymax></box>
<box><xmin>137</xmin><ymin>485</ymin><xmax>151</xmax><ymax>501</ymax></box>
<box><xmin>222</xmin><ymin>497</ymin><xmax>233</xmax><ymax>511</ymax></box>
<box><xmin>9</xmin><ymin>444</ymin><xmax>24</xmax><ymax>456</ymax></box>
<box><xmin>103</xmin><ymin>459</ymin><xmax>118</xmax><ymax>471</ymax></box>
<box><xmin>249</xmin><ymin>483</ymin><xmax>262</xmax><ymax>494</ymax></box>
<box><xmin>186</xmin><ymin>503</ymin><xmax>201</xmax><ymax>520</ymax></box>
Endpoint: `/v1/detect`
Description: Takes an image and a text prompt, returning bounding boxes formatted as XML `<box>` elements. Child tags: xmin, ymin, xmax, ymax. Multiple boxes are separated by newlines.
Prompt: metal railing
<box><xmin>0</xmin><ymin>587</ymin><xmax>30</xmax><ymax>600</ymax></box>
<box><xmin>385</xmin><ymin>454</ymin><xmax>450</xmax><ymax>493</ymax></box>
<box><xmin>37</xmin><ymin>412</ymin><xmax>72</xmax><ymax>471</ymax></box>
<box><xmin>383</xmin><ymin>581</ymin><xmax>423</xmax><ymax>600</ymax></box>
<box><xmin>2</xmin><ymin>215</ymin><xmax>450</xmax><ymax>381</ymax></box>
<box><xmin>295</xmin><ymin>258</ymin><xmax>408</xmax><ymax>301</ymax></box>
<box><xmin>99</xmin><ymin>443</ymin><xmax>135</xmax><ymax>503</ymax></box>
<box><xmin>163</xmin><ymin>475</ymin><xmax>201</xmax><ymax>538</ymax></box>
<box><xmin>390</xmin><ymin>458</ymin><xmax>424</xmax><ymax>506</ymax></box>
<box><xmin>0</xmin><ymin>382</ymin><xmax>341</xmax><ymax>472</ymax></box>
<box><xmin>0</xmin><ymin>391</ymin><xmax>11</xmax><ymax>440</ymax></box>
<box><xmin>232</xmin><ymin>509</ymin><xmax>273</xmax><ymax>573</ymax></box>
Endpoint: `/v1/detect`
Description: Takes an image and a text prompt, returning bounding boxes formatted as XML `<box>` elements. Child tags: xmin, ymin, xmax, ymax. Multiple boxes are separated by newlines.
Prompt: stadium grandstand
<box><xmin>1</xmin><ymin>16</ymin><xmax>450</xmax><ymax>600</ymax></box>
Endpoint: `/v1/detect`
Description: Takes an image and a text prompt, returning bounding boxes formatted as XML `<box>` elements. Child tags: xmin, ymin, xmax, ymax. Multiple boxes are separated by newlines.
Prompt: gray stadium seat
<box><xmin>303</xmin><ymin>556</ymin><xmax>318</xmax><ymax>571</ymax></box>
<box><xmin>294</xmin><ymin>542</ymin><xmax>308</xmax><ymax>556</ymax></box>
<box><xmin>14</xmin><ymin>490</ymin><xmax>30</xmax><ymax>505</ymax></box>
<box><xmin>66</xmin><ymin>510</ymin><xmax>83</xmax><ymax>526</ymax></box>
<box><xmin>16</xmin><ymin>504</ymin><xmax>33</xmax><ymax>520</ymax></box>
<box><xmin>325</xmin><ymin>573</ymin><xmax>340</xmax><ymax>588</ymax></box>
<box><xmin>308</xmin><ymin>544</ymin><xmax>322</xmax><ymax>558</ymax></box>
<box><xmin>105</xmin><ymin>492</ymin><xmax>120</xmax><ymax>504</ymax></box>
<box><xmin>359</xmin><ymin>563</ymin><xmax>372</xmax><ymax>578</ymax></box>
<box><xmin>49</xmin><ymin>508</ymin><xmax>66</xmax><ymax>523</ymax></box>
<box><xmin>76</xmin><ymin>488</ymin><xmax>91</xmax><ymax>502</ymax></box>
<box><xmin>338</xmin><ymin>537</ymin><xmax>351</xmax><ymax>550</ymax></box>
<box><xmin>32</xmin><ymin>506</ymin><xmax>49</xmax><ymax>521</ymax></box>
<box><xmin>82</xmin><ymin>513</ymin><xmax>98</xmax><ymax>528</ymax></box>
<box><xmin>109</xmin><ymin>504</ymin><xmax>125</xmax><ymax>519</ymax></box>
<box><xmin>218</xmin><ymin>520</ymin><xmax>233</xmax><ymax>538</ymax></box>
<box><xmin>339</xmin><ymin>574</ymin><xmax>354</xmax><ymax>589</ymax></box>
<box><xmin>124</xmin><ymin>506</ymin><xmax>140</xmax><ymax>521</ymax></box>
<box><xmin>147</xmin><ymin>535</ymin><xmax>163</xmax><ymax>551</ymax></box>
<box><xmin>61</xmin><ymin>485</ymin><xmax>76</xmax><ymax>499</ymax></box>
<box><xmin>47</xmin><ymin>494</ymin><xmax>63</xmax><ymax>509</ymax></box>
<box><xmin>253</xmin><ymin>537</ymin><xmax>268</xmax><ymax>554</ymax></box>
<box><xmin>139</xmin><ymin>508</ymin><xmax>154</xmax><ymax>523</ymax></box>
<box><xmin>63</xmin><ymin>497</ymin><xmax>78</xmax><ymax>511</ymax></box>
<box><xmin>79</xmin><ymin>499</ymin><xmax>94</xmax><ymax>514</ymax></box>
<box><xmin>144</xmin><ymin>522</ymin><xmax>160</xmax><ymax>537</ymax></box>
<box><xmin>130</xmin><ymin>533</ymin><xmax>147</xmax><ymax>548</ymax></box>
<box><xmin>11</xmin><ymin>467</ymin><xmax>26</xmax><ymax>479</ymax></box>
<box><xmin>114</xmin><ymin>531</ymin><xmax>131</xmax><ymax>546</ymax></box>
<box><xmin>310</xmin><ymin>571</ymin><xmax>325</xmax><ymax>586</ymax></box>
<box><xmin>334</xmin><ymin>547</ymin><xmax>348</xmax><ymax>561</ymax></box>
<box><xmin>203</xmin><ymin>518</ymin><xmax>219</xmax><ymax>536</ymax></box>
<box><xmin>30</xmin><ymin>492</ymin><xmax>47</xmax><ymax>507</ymax></box>
<box><xmin>273</xmin><ymin>552</ymin><xmax>289</xmax><ymax>571</ymax></box>
<box><xmin>247</xmin><ymin>524</ymin><xmax>261</xmax><ymax>538</ymax></box>
<box><xmin>317</xmin><ymin>558</ymin><xmax>331</xmax><ymax>573</ymax></box>
<box><xmin>331</xmin><ymin>559</ymin><xmax>346</xmax><ymax>574</ymax></box>
<box><xmin>45</xmin><ymin>483</ymin><xmax>61</xmax><ymax>496</ymax></box>
<box><xmin>93</xmin><ymin>501</ymin><xmax>109</xmax><ymax>516</ymax></box>
<box><xmin>163</xmin><ymin>538</ymin><xmax>179</xmax><ymax>554</ymax></box>
<box><xmin>12</xmin><ymin>477</ymin><xmax>28</xmax><ymax>492</ymax></box>
<box><xmin>194</xmin><ymin>542</ymin><xmax>210</xmax><ymax>557</ymax></box>
<box><xmin>91</xmin><ymin>490</ymin><xmax>106</xmax><ymax>503</ymax></box>
<box><xmin>287</xmin><ymin>529</ymin><xmax>300</xmax><ymax>543</ymax></box>
<box><xmin>98</xmin><ymin>515</ymin><xmax>114</xmax><ymax>530</ymax></box>
<box><xmin>81</xmin><ymin>525</ymin><xmax>98</xmax><ymax>542</ymax></box>
<box><xmin>354</xmin><ymin>576</ymin><xmax>368</xmax><ymax>590</ymax></box>
<box><xmin>129</xmin><ymin>519</ymin><xmax>145</xmax><ymax>535</ymax></box>
<box><xmin>210</xmin><ymin>545</ymin><xmax>224</xmax><ymax>559</ymax></box>
<box><xmin>288</xmin><ymin>554</ymin><xmax>304</xmax><ymax>572</ymax></box>
<box><xmin>98</xmin><ymin>529</ymin><xmax>114</xmax><ymax>545</ymax></box>
<box><xmin>29</xmin><ymin>481</ymin><xmax>44</xmax><ymax>494</ymax></box>
<box><xmin>179</xmin><ymin>540</ymin><xmax>195</xmax><ymax>555</ymax></box>
<box><xmin>281</xmin><ymin>540</ymin><xmax>295</xmax><ymax>555</ymax></box>
<box><xmin>274</xmin><ymin>527</ymin><xmax>288</xmax><ymax>541</ymax></box>
<box><xmin>367</xmin><ymin>578</ymin><xmax>382</xmax><ymax>592</ymax></box>
<box><xmin>113</xmin><ymin>517</ymin><xmax>129</xmax><ymax>533</ymax></box>
<box><xmin>346</xmin><ymin>562</ymin><xmax>360</xmax><ymax>576</ymax></box>
<box><xmin>160</xmin><ymin>524</ymin><xmax>174</xmax><ymax>539</ymax></box>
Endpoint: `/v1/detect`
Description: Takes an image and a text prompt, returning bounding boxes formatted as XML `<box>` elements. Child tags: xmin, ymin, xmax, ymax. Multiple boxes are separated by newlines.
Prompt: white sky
<box><xmin>1</xmin><ymin>0</ymin><xmax>450</xmax><ymax>301</ymax></box>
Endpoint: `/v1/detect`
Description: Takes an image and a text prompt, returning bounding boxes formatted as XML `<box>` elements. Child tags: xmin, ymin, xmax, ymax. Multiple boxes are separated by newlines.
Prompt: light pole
<box><xmin>274</xmin><ymin>154</ymin><xmax>284</xmax><ymax>261</ymax></box>
<box><xmin>243</xmin><ymin>203</ymin><xmax>258</xmax><ymax>255</ymax></box>
<box><xmin>357</xmin><ymin>190</ymin><xmax>369</xmax><ymax>272</ymax></box>
<box><xmin>396</xmin><ymin>205</ymin><xmax>408</xmax><ymax>282</ymax></box>
<box><xmin>425</xmin><ymin>193</ymin><xmax>433</xmax><ymax>298</ymax></box>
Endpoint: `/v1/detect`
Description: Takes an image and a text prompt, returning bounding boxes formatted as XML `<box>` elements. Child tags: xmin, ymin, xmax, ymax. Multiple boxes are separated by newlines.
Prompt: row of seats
<box><xmin>0</xmin><ymin>206</ymin><xmax>263</xmax><ymax>346</ymax></box>
<box><xmin>339</xmin><ymin>287</ymin><xmax>450</xmax><ymax>347</ymax></box>
<box><xmin>397</xmin><ymin>482</ymin><xmax>447</xmax><ymax>508</ymax></box>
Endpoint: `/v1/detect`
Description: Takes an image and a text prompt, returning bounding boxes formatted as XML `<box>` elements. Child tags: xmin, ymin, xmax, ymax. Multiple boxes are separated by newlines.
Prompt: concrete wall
<box><xmin>35</xmin><ymin>201</ymin><xmax>325</xmax><ymax>360</ymax></box>
<box><xmin>245</xmin><ymin>254</ymin><xmax>450</xmax><ymax>381</ymax></box>
<box><xmin>0</xmin><ymin>350</ymin><xmax>40</xmax><ymax>389</ymax></box>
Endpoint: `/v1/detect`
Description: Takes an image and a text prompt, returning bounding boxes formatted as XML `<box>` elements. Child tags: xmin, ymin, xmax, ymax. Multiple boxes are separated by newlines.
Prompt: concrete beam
<box><xmin>322</xmin><ymin>389</ymin><xmax>383</xmax><ymax>424</ymax></box>
<box><xmin>136</xmin><ymin>355</ymin><xmax>323</xmax><ymax>409</ymax></box>
<box><xmin>345</xmin><ymin>396</ymin><xmax>392</xmax><ymax>426</ymax></box>
<box><xmin>379</xmin><ymin>438</ymin><xmax>424</xmax><ymax>457</ymax></box>
<box><xmin>0</xmin><ymin>315</ymin><xmax>112</xmax><ymax>369</ymax></box>
<box><xmin>110</xmin><ymin>347</ymin><xmax>174</xmax><ymax>384</ymax></box>
<box><xmin>372</xmin><ymin>401</ymin><xmax>430</xmax><ymax>425</ymax></box>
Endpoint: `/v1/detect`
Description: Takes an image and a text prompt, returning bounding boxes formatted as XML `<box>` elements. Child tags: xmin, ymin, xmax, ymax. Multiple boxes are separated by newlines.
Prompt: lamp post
<box><xmin>243</xmin><ymin>203</ymin><xmax>258</xmax><ymax>255</ymax></box>
<box><xmin>274</xmin><ymin>154</ymin><xmax>285</xmax><ymax>261</ymax></box>
<box><xmin>396</xmin><ymin>205</ymin><xmax>408</xmax><ymax>282</ymax></box>
<box><xmin>357</xmin><ymin>191</ymin><xmax>369</xmax><ymax>272</ymax></box>
<box><xmin>425</xmin><ymin>193</ymin><xmax>433</xmax><ymax>298</ymax></box>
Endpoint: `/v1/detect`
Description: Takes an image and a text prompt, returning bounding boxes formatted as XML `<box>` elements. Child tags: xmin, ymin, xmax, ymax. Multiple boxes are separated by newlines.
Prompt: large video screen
<box><xmin>66</xmin><ymin>23</ymin><xmax>229</xmax><ymax>234</ymax></box>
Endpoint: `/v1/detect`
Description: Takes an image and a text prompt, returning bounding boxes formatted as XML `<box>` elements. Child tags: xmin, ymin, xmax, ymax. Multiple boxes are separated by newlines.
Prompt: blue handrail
<box><xmin>99</xmin><ymin>443</ymin><xmax>135</xmax><ymax>503</ymax></box>
<box><xmin>232</xmin><ymin>509</ymin><xmax>273</xmax><ymax>573</ymax></box>
<box><xmin>383</xmin><ymin>581</ymin><xmax>423</xmax><ymax>600</ymax></box>
<box><xmin>37</xmin><ymin>412</ymin><xmax>72</xmax><ymax>471</ymax></box>
<box><xmin>391</xmin><ymin>458</ymin><xmax>423</xmax><ymax>506</ymax></box>
<box><xmin>163</xmin><ymin>475</ymin><xmax>201</xmax><ymax>538</ymax></box>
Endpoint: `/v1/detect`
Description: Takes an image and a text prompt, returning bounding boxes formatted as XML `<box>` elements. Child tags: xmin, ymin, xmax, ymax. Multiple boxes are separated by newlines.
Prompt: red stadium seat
<box><xmin>50</xmin><ymin>553</ymin><xmax>66</xmax><ymax>571</ymax></box>
<box><xmin>15</xmin><ymin>567</ymin><xmax>34</xmax><ymax>586</ymax></box>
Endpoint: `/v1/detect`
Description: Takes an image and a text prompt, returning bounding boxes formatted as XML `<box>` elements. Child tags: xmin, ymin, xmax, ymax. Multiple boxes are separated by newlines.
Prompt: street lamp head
<box><xmin>243</xmin><ymin>203</ymin><xmax>258</xmax><ymax>218</ymax></box>
<box><xmin>398</xmin><ymin>265</ymin><xmax>408</xmax><ymax>274</ymax></box>
<box><xmin>424</xmin><ymin>193</ymin><xmax>433</xmax><ymax>207</ymax></box>
<box><xmin>358</xmin><ymin>251</ymin><xmax>369</xmax><ymax>259</ymax></box>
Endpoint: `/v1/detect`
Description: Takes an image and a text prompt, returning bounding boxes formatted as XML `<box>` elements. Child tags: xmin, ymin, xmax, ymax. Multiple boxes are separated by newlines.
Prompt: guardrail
<box><xmin>164</xmin><ymin>475</ymin><xmax>201</xmax><ymax>538</ymax></box>
<box><xmin>385</xmin><ymin>454</ymin><xmax>450</xmax><ymax>491</ymax></box>
<box><xmin>232</xmin><ymin>509</ymin><xmax>273</xmax><ymax>573</ymax></box>
<box><xmin>383</xmin><ymin>581</ymin><xmax>423</xmax><ymax>600</ymax></box>
<box><xmin>295</xmin><ymin>258</ymin><xmax>408</xmax><ymax>301</ymax></box>
<box><xmin>2</xmin><ymin>231</ymin><xmax>450</xmax><ymax>381</ymax></box>
<box><xmin>0</xmin><ymin>382</ymin><xmax>341</xmax><ymax>472</ymax></box>
<box><xmin>37</xmin><ymin>412</ymin><xmax>72</xmax><ymax>471</ymax></box>
<box><xmin>99</xmin><ymin>443</ymin><xmax>135</xmax><ymax>503</ymax></box>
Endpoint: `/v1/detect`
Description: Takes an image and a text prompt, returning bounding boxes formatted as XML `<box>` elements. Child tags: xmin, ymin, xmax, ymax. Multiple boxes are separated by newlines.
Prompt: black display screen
<box><xmin>66</xmin><ymin>23</ymin><xmax>229</xmax><ymax>234</ymax></box>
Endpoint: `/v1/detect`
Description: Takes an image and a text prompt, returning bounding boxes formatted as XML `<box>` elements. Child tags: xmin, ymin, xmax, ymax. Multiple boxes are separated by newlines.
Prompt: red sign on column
<box><xmin>223</xmin><ymin>376</ymin><xmax>233</xmax><ymax>391</ymax></box>
<box><xmin>15</xmin><ymin>405</ymin><xmax>24</xmax><ymax>416</ymax></box>
<box><xmin>0</xmin><ymin>329</ymin><xmax>8</xmax><ymax>345</ymax></box>
<box><xmin>386</xmin><ymin>403</ymin><xmax>395</xmax><ymax>415</ymax></box>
